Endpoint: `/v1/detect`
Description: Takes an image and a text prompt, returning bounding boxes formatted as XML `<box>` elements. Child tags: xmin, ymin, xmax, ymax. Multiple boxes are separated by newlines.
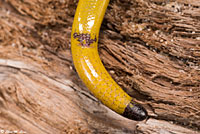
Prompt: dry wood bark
<box><xmin>0</xmin><ymin>0</ymin><xmax>199</xmax><ymax>133</ymax></box>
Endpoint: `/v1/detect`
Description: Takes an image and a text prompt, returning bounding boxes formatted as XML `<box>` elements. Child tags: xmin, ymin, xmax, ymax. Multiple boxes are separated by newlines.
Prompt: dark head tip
<box><xmin>122</xmin><ymin>101</ymin><xmax>148</xmax><ymax>121</ymax></box>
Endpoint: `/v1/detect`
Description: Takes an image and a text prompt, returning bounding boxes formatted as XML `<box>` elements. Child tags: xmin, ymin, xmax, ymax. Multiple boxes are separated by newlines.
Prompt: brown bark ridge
<box><xmin>0</xmin><ymin>0</ymin><xmax>199</xmax><ymax>133</ymax></box>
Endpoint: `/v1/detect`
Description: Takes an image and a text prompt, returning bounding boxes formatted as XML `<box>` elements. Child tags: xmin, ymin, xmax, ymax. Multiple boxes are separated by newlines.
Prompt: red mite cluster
<box><xmin>73</xmin><ymin>33</ymin><xmax>97</xmax><ymax>47</ymax></box>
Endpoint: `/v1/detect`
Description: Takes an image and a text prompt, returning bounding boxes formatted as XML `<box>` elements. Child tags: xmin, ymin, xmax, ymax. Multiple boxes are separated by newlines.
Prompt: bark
<box><xmin>0</xmin><ymin>0</ymin><xmax>199</xmax><ymax>133</ymax></box>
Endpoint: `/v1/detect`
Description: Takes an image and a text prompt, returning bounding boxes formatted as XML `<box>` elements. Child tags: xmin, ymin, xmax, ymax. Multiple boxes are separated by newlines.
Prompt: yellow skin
<box><xmin>71</xmin><ymin>0</ymin><xmax>147</xmax><ymax>121</ymax></box>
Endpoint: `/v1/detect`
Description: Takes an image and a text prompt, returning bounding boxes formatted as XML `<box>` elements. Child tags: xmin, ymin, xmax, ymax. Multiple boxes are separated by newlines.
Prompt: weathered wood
<box><xmin>0</xmin><ymin>0</ymin><xmax>199</xmax><ymax>133</ymax></box>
